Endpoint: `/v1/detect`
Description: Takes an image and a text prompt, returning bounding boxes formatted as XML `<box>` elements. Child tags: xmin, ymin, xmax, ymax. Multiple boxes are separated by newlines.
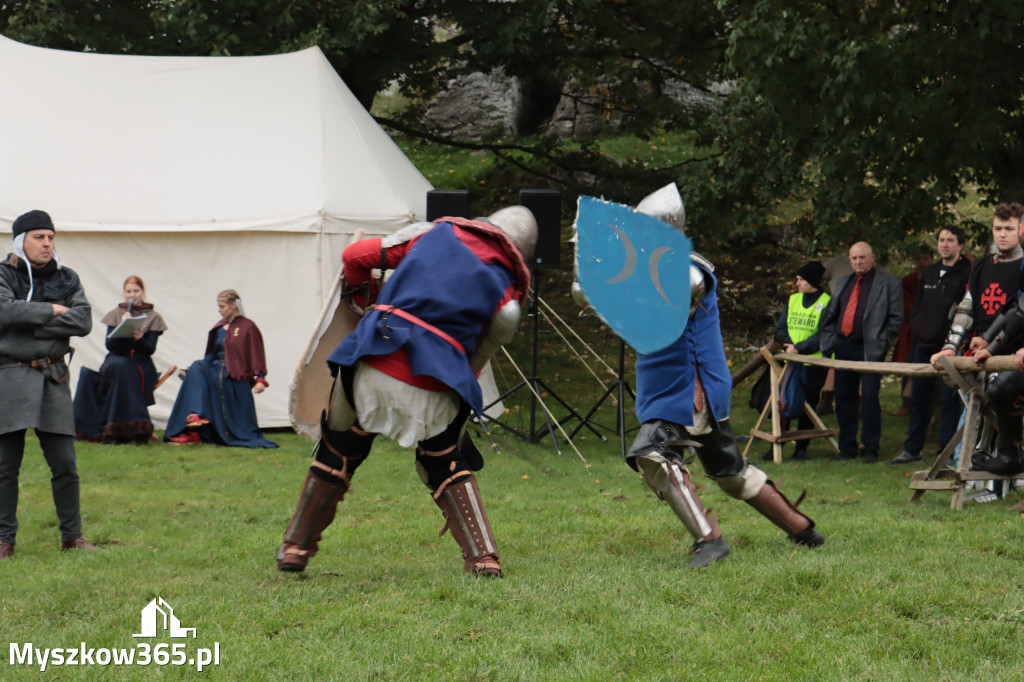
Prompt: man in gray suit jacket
<box><xmin>820</xmin><ymin>242</ymin><xmax>904</xmax><ymax>462</ymax></box>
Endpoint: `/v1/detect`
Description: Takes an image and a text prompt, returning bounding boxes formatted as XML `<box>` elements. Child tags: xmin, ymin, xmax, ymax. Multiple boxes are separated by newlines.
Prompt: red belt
<box><xmin>372</xmin><ymin>305</ymin><xmax>465</xmax><ymax>355</ymax></box>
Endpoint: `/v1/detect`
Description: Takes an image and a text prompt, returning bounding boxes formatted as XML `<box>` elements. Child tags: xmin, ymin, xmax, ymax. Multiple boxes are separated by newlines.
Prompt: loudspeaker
<box><xmin>518</xmin><ymin>188</ymin><xmax>561</xmax><ymax>269</ymax></box>
<box><xmin>426</xmin><ymin>189</ymin><xmax>470</xmax><ymax>221</ymax></box>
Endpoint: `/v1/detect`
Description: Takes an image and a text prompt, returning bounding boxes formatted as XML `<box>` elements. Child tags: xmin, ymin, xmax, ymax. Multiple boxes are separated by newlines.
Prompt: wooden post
<box><xmin>745</xmin><ymin>347</ymin><xmax>836</xmax><ymax>463</ymax></box>
<box><xmin>765</xmin><ymin>348</ymin><xmax>783</xmax><ymax>464</ymax></box>
<box><xmin>802</xmin><ymin>399</ymin><xmax>840</xmax><ymax>455</ymax></box>
<box><xmin>906</xmin><ymin>356</ymin><xmax>1017</xmax><ymax>510</ymax></box>
<box><xmin>742</xmin><ymin>399</ymin><xmax>772</xmax><ymax>460</ymax></box>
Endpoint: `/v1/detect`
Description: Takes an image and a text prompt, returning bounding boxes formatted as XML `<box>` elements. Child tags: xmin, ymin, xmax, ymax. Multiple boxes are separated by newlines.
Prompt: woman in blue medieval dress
<box><xmin>164</xmin><ymin>289</ymin><xmax>277</xmax><ymax>448</ymax></box>
<box><xmin>74</xmin><ymin>275</ymin><xmax>167</xmax><ymax>444</ymax></box>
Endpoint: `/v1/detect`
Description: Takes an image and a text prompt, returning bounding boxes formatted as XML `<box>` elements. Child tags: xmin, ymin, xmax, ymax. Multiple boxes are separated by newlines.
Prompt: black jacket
<box><xmin>908</xmin><ymin>255</ymin><xmax>972</xmax><ymax>348</ymax></box>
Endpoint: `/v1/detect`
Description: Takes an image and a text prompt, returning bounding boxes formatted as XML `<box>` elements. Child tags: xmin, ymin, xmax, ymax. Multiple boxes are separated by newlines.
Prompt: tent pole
<box><xmin>318</xmin><ymin>212</ymin><xmax>326</xmax><ymax>310</ymax></box>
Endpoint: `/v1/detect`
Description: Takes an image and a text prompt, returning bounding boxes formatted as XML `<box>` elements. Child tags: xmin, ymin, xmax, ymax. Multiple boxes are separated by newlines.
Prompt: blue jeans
<box><xmin>903</xmin><ymin>343</ymin><xmax>961</xmax><ymax>456</ymax></box>
<box><xmin>834</xmin><ymin>337</ymin><xmax>881</xmax><ymax>454</ymax></box>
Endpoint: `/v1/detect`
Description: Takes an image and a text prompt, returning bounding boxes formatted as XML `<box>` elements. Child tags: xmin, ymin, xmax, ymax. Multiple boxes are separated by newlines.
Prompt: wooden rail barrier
<box><xmin>741</xmin><ymin>347</ymin><xmax>1020</xmax><ymax>510</ymax></box>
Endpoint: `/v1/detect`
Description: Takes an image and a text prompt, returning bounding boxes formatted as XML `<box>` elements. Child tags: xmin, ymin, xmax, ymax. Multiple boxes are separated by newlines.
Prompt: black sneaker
<box><xmin>886</xmin><ymin>450</ymin><xmax>923</xmax><ymax>466</ymax></box>
<box><xmin>863</xmin><ymin>451</ymin><xmax>879</xmax><ymax>463</ymax></box>
<box><xmin>837</xmin><ymin>451</ymin><xmax>858</xmax><ymax>461</ymax></box>
<box><xmin>791</xmin><ymin>448</ymin><xmax>808</xmax><ymax>461</ymax></box>
<box><xmin>687</xmin><ymin>536</ymin><xmax>730</xmax><ymax>568</ymax></box>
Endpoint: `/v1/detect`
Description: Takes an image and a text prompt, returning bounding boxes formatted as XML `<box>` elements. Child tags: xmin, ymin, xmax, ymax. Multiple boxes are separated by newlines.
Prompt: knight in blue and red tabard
<box><xmin>932</xmin><ymin>202</ymin><xmax>1024</xmax><ymax>366</ymax></box>
<box><xmin>277</xmin><ymin>207</ymin><xmax>536</xmax><ymax>578</ymax></box>
<box><xmin>573</xmin><ymin>184</ymin><xmax>825</xmax><ymax>569</ymax></box>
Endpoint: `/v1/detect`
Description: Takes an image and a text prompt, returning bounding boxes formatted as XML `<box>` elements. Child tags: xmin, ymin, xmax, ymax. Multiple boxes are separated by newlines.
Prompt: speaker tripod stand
<box><xmin>483</xmin><ymin>272</ymin><xmax>601</xmax><ymax>454</ymax></box>
<box><xmin>569</xmin><ymin>338</ymin><xmax>636</xmax><ymax>457</ymax></box>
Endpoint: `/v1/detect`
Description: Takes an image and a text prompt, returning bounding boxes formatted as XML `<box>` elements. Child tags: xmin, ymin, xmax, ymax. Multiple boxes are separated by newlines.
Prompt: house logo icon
<box><xmin>132</xmin><ymin>597</ymin><xmax>197</xmax><ymax>639</ymax></box>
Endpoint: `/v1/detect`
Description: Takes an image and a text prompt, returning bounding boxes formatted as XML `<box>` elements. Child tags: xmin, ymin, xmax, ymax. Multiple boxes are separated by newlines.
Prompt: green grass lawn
<box><xmin>3</xmin><ymin>375</ymin><xmax>1023</xmax><ymax>681</ymax></box>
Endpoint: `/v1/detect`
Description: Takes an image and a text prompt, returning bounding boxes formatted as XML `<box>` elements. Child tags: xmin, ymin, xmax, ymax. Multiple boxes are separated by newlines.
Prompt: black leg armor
<box><xmin>625</xmin><ymin>420</ymin><xmax>694</xmax><ymax>471</ymax></box>
<box><xmin>689</xmin><ymin>419</ymin><xmax>746</xmax><ymax>478</ymax></box>
<box><xmin>979</xmin><ymin>372</ymin><xmax>1024</xmax><ymax>475</ymax></box>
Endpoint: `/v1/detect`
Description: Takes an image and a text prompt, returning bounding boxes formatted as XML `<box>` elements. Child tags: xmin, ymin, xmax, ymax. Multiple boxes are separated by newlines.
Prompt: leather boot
<box><xmin>433</xmin><ymin>474</ymin><xmax>502</xmax><ymax>577</ymax></box>
<box><xmin>745</xmin><ymin>480</ymin><xmax>825</xmax><ymax>547</ymax></box>
<box><xmin>972</xmin><ymin>448</ymin><xmax>1024</xmax><ymax>476</ymax></box>
<box><xmin>0</xmin><ymin>542</ymin><xmax>13</xmax><ymax>559</ymax></box>
<box><xmin>276</xmin><ymin>469</ymin><xmax>348</xmax><ymax>572</ymax></box>
<box><xmin>979</xmin><ymin>397</ymin><xmax>1024</xmax><ymax>476</ymax></box>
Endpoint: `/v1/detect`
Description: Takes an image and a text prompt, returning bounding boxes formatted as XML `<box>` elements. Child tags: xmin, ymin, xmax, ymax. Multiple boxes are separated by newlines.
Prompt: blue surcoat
<box><xmin>635</xmin><ymin>262</ymin><xmax>731</xmax><ymax>425</ymax></box>
<box><xmin>329</xmin><ymin>223</ymin><xmax>516</xmax><ymax>414</ymax></box>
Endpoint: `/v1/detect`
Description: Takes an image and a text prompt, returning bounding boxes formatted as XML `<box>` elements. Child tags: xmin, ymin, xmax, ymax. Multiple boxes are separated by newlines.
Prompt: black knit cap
<box><xmin>796</xmin><ymin>260</ymin><xmax>825</xmax><ymax>289</ymax></box>
<box><xmin>12</xmin><ymin>210</ymin><xmax>54</xmax><ymax>237</ymax></box>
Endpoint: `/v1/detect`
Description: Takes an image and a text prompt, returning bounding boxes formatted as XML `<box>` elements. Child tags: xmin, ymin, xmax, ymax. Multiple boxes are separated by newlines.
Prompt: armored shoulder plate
<box><xmin>690</xmin><ymin>251</ymin><xmax>714</xmax><ymax>273</ymax></box>
<box><xmin>469</xmin><ymin>299</ymin><xmax>522</xmax><ymax>373</ymax></box>
<box><xmin>381</xmin><ymin>221</ymin><xmax>435</xmax><ymax>249</ymax></box>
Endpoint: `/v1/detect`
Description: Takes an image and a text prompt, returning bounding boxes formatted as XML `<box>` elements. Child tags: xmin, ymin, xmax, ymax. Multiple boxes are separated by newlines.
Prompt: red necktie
<box><xmin>840</xmin><ymin>275</ymin><xmax>862</xmax><ymax>337</ymax></box>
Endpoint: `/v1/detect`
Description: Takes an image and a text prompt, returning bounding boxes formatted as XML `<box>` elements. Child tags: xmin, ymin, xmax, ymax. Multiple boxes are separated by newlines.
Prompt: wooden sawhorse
<box><xmin>908</xmin><ymin>356</ymin><xmax>1017</xmax><ymax>510</ymax></box>
<box><xmin>742</xmin><ymin>347</ymin><xmax>839</xmax><ymax>464</ymax></box>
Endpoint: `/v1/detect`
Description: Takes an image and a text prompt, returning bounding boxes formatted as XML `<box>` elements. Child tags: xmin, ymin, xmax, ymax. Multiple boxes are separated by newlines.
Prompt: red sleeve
<box><xmin>342</xmin><ymin>237</ymin><xmax>416</xmax><ymax>283</ymax></box>
<box><xmin>341</xmin><ymin>238</ymin><xmax>384</xmax><ymax>288</ymax></box>
<box><xmin>342</xmin><ymin>237</ymin><xmax>416</xmax><ymax>308</ymax></box>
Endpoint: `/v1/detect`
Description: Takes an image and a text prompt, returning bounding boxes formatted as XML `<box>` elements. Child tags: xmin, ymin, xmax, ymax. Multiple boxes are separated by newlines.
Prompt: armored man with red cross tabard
<box><xmin>277</xmin><ymin>207</ymin><xmax>537</xmax><ymax>578</ymax></box>
<box><xmin>934</xmin><ymin>202</ymin><xmax>1024</xmax><ymax>476</ymax></box>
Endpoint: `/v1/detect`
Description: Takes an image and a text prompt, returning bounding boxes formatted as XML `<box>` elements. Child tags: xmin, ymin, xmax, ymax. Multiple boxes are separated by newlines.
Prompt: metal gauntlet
<box><xmin>987</xmin><ymin>308</ymin><xmax>1024</xmax><ymax>357</ymax></box>
<box><xmin>943</xmin><ymin>291</ymin><xmax>974</xmax><ymax>352</ymax></box>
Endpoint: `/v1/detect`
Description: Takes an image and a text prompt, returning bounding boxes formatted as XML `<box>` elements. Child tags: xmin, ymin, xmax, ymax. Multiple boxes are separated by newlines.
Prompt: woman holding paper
<box><xmin>73</xmin><ymin>275</ymin><xmax>167</xmax><ymax>443</ymax></box>
<box><xmin>163</xmin><ymin>289</ymin><xmax>277</xmax><ymax>448</ymax></box>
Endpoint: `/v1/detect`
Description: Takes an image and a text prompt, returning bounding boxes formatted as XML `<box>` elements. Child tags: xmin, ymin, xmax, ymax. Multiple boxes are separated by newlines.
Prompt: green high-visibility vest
<box><xmin>786</xmin><ymin>291</ymin><xmax>831</xmax><ymax>357</ymax></box>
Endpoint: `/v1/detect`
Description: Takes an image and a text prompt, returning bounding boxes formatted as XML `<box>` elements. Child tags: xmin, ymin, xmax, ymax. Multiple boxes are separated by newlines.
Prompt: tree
<box><xmin>0</xmin><ymin>1</ymin><xmax>733</xmax><ymax>213</ymax></box>
<box><xmin>0</xmin><ymin>0</ymin><xmax>438</xmax><ymax>110</ymax></box>
<box><xmin>714</xmin><ymin>1</ymin><xmax>1024</xmax><ymax>252</ymax></box>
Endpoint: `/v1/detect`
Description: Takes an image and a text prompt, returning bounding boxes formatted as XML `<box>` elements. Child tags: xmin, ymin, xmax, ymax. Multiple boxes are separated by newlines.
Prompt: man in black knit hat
<box><xmin>0</xmin><ymin>210</ymin><xmax>97</xmax><ymax>559</ymax></box>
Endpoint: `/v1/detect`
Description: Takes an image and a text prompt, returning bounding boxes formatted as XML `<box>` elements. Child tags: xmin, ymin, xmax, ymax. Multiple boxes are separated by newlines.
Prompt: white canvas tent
<box><xmin>0</xmin><ymin>34</ymin><xmax>432</xmax><ymax>429</ymax></box>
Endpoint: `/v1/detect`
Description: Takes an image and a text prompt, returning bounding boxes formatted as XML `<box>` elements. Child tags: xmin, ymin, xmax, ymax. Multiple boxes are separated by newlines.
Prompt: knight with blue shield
<box><xmin>574</xmin><ymin>185</ymin><xmax>825</xmax><ymax>568</ymax></box>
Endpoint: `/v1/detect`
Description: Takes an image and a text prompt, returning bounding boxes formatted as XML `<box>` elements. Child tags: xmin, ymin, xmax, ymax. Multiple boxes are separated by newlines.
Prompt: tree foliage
<box><xmin>0</xmin><ymin>0</ymin><xmax>439</xmax><ymax>110</ymax></box>
<box><xmin>6</xmin><ymin>2</ymin><xmax>1024</xmax><ymax>253</ymax></box>
<box><xmin>0</xmin><ymin>1</ymin><xmax>732</xmax><ymax>213</ymax></box>
<box><xmin>715</xmin><ymin>1</ymin><xmax>1024</xmax><ymax>252</ymax></box>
